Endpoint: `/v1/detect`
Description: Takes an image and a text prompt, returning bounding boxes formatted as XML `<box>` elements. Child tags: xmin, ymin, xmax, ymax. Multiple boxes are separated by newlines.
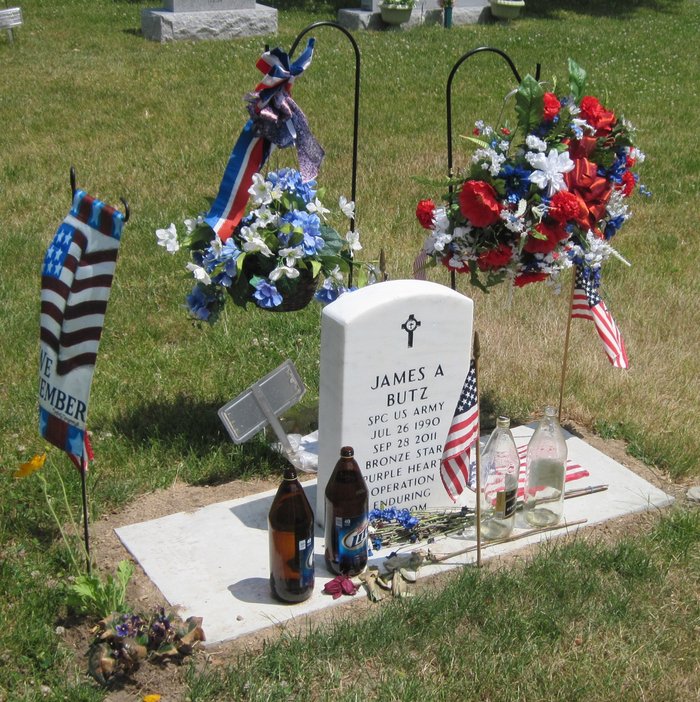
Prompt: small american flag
<box><xmin>440</xmin><ymin>359</ymin><xmax>479</xmax><ymax>501</ymax></box>
<box><xmin>571</xmin><ymin>268</ymin><xmax>629</xmax><ymax>369</ymax></box>
<box><xmin>39</xmin><ymin>190</ymin><xmax>124</xmax><ymax>469</ymax></box>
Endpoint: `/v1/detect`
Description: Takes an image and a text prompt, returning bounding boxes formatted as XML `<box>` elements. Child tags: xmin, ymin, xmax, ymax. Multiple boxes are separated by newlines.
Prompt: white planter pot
<box><xmin>489</xmin><ymin>0</ymin><xmax>525</xmax><ymax>19</ymax></box>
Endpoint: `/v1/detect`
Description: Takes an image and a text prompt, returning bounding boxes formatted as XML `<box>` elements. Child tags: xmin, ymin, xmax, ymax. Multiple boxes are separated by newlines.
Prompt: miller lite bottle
<box><xmin>268</xmin><ymin>465</ymin><xmax>315</xmax><ymax>603</ymax></box>
<box><xmin>324</xmin><ymin>446</ymin><xmax>369</xmax><ymax>576</ymax></box>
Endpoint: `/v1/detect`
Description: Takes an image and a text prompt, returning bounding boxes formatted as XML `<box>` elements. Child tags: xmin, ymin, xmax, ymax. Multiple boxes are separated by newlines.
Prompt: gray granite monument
<box><xmin>337</xmin><ymin>0</ymin><xmax>489</xmax><ymax>31</ymax></box>
<box><xmin>142</xmin><ymin>0</ymin><xmax>277</xmax><ymax>42</ymax></box>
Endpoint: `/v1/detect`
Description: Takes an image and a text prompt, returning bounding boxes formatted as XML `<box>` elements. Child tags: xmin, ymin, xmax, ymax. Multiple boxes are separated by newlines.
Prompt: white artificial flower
<box><xmin>628</xmin><ymin>146</ymin><xmax>646</xmax><ymax>164</ymax></box>
<box><xmin>428</xmin><ymin>232</ymin><xmax>453</xmax><ymax>254</ymax></box>
<box><xmin>155</xmin><ymin>223</ymin><xmax>180</xmax><ymax>253</ymax></box>
<box><xmin>279</xmin><ymin>246</ymin><xmax>304</xmax><ymax>267</ymax></box>
<box><xmin>571</xmin><ymin>118</ymin><xmax>594</xmax><ymax>137</ymax></box>
<box><xmin>250</xmin><ymin>206</ymin><xmax>277</xmax><ymax>229</ymax></box>
<box><xmin>269</xmin><ymin>265</ymin><xmax>300</xmax><ymax>281</ymax></box>
<box><xmin>241</xmin><ymin>235</ymin><xmax>273</xmax><ymax>257</ymax></box>
<box><xmin>186</xmin><ymin>262</ymin><xmax>211</xmax><ymax>285</ymax></box>
<box><xmin>248</xmin><ymin>173</ymin><xmax>273</xmax><ymax>206</ymax></box>
<box><xmin>329</xmin><ymin>265</ymin><xmax>344</xmax><ymax>282</ymax></box>
<box><xmin>432</xmin><ymin>207</ymin><xmax>450</xmax><ymax>234</ymax></box>
<box><xmin>472</xmin><ymin>148</ymin><xmax>505</xmax><ymax>177</ymax></box>
<box><xmin>606</xmin><ymin>190</ymin><xmax>630</xmax><ymax>220</ymax></box>
<box><xmin>526</xmin><ymin>148</ymin><xmax>574</xmax><ymax>196</ymax></box>
<box><xmin>339</xmin><ymin>195</ymin><xmax>355</xmax><ymax>219</ymax></box>
<box><xmin>525</xmin><ymin>135</ymin><xmax>547</xmax><ymax>152</ymax></box>
<box><xmin>345</xmin><ymin>230</ymin><xmax>362</xmax><ymax>253</ymax></box>
<box><xmin>307</xmin><ymin>197</ymin><xmax>330</xmax><ymax>220</ymax></box>
<box><xmin>209</xmin><ymin>235</ymin><xmax>224</xmax><ymax>257</ymax></box>
<box><xmin>183</xmin><ymin>216</ymin><xmax>204</xmax><ymax>234</ymax></box>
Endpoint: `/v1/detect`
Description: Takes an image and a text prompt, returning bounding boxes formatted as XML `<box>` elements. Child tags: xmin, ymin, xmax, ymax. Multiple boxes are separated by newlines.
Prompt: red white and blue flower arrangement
<box><xmin>415</xmin><ymin>59</ymin><xmax>647</xmax><ymax>293</ymax></box>
<box><xmin>157</xmin><ymin>168</ymin><xmax>367</xmax><ymax>321</ymax></box>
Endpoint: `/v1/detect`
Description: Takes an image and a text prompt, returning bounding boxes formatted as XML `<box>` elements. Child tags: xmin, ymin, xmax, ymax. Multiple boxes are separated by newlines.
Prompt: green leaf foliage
<box><xmin>515</xmin><ymin>75</ymin><xmax>545</xmax><ymax>134</ymax></box>
<box><xmin>568</xmin><ymin>58</ymin><xmax>587</xmax><ymax>101</ymax></box>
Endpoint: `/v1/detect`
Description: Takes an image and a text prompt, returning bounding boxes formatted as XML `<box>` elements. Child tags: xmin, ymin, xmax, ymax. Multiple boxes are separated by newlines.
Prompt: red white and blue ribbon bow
<box><xmin>204</xmin><ymin>39</ymin><xmax>324</xmax><ymax>241</ymax></box>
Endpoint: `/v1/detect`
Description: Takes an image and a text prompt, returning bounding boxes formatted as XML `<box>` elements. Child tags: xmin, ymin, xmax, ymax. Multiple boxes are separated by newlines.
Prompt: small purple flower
<box><xmin>252</xmin><ymin>279</ymin><xmax>283</xmax><ymax>309</ymax></box>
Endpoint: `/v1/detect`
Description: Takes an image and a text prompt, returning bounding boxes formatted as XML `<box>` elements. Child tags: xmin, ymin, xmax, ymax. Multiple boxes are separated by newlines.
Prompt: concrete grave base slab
<box><xmin>116</xmin><ymin>426</ymin><xmax>673</xmax><ymax>646</ymax></box>
<box><xmin>141</xmin><ymin>5</ymin><xmax>277</xmax><ymax>42</ymax></box>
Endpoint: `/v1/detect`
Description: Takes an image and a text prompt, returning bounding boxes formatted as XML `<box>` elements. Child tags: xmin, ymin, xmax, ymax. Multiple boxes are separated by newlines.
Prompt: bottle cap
<box><xmin>340</xmin><ymin>446</ymin><xmax>354</xmax><ymax>458</ymax></box>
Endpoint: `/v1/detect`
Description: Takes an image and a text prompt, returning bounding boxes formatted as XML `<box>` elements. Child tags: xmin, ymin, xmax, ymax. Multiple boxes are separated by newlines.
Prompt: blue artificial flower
<box><xmin>604</xmin><ymin>215</ymin><xmax>625</xmax><ymax>240</ymax></box>
<box><xmin>267</xmin><ymin>168</ymin><xmax>317</xmax><ymax>203</ymax></box>
<box><xmin>315</xmin><ymin>282</ymin><xmax>341</xmax><ymax>305</ymax></box>
<box><xmin>186</xmin><ymin>284</ymin><xmax>217</xmax><ymax>321</ymax></box>
<box><xmin>202</xmin><ymin>238</ymin><xmax>241</xmax><ymax>286</ymax></box>
<box><xmin>252</xmin><ymin>279</ymin><xmax>283</xmax><ymax>309</ymax></box>
<box><xmin>598</xmin><ymin>153</ymin><xmax>627</xmax><ymax>185</ymax></box>
<box><xmin>500</xmin><ymin>164</ymin><xmax>531</xmax><ymax>200</ymax></box>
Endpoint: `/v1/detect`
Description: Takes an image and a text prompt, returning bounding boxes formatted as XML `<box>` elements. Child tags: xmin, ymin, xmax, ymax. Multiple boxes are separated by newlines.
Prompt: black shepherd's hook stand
<box><xmin>70</xmin><ymin>165</ymin><xmax>130</xmax><ymax>223</ymax></box>
<box><xmin>445</xmin><ymin>48</ymin><xmax>540</xmax><ymax>291</ymax></box>
<box><xmin>289</xmin><ymin>22</ymin><xmax>361</xmax><ymax>285</ymax></box>
<box><xmin>443</xmin><ymin>49</ymin><xmax>541</xmax><ymax>567</ymax></box>
<box><xmin>68</xmin><ymin>167</ymin><xmax>130</xmax><ymax>573</ymax></box>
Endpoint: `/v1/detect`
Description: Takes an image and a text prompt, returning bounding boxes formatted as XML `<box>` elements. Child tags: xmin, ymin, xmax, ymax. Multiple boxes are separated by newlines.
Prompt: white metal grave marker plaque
<box><xmin>316</xmin><ymin>280</ymin><xmax>474</xmax><ymax>524</ymax></box>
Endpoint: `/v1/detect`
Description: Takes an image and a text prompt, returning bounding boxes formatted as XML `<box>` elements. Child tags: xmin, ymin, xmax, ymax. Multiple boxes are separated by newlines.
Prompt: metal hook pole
<box><xmin>69</xmin><ymin>165</ymin><xmax>77</xmax><ymax>200</ymax></box>
<box><xmin>289</xmin><ymin>22</ymin><xmax>361</xmax><ymax>286</ymax></box>
<box><xmin>120</xmin><ymin>197</ymin><xmax>130</xmax><ymax>223</ymax></box>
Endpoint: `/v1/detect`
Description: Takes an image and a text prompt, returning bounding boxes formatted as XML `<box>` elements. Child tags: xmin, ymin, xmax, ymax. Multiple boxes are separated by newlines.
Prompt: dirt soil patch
<box><xmin>72</xmin><ymin>424</ymin><xmax>691</xmax><ymax>701</ymax></box>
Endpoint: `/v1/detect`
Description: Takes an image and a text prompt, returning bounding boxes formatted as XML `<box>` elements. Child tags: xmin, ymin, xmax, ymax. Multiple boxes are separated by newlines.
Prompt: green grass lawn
<box><xmin>1</xmin><ymin>0</ymin><xmax>699</xmax><ymax>699</ymax></box>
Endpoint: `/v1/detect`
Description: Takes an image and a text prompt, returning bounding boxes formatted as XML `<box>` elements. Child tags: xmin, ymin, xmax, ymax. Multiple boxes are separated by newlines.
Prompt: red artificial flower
<box><xmin>323</xmin><ymin>575</ymin><xmax>359</xmax><ymax>600</ymax></box>
<box><xmin>565</xmin><ymin>158</ymin><xmax>612</xmax><ymax>234</ymax></box>
<box><xmin>458</xmin><ymin>180</ymin><xmax>501</xmax><ymax>228</ymax></box>
<box><xmin>415</xmin><ymin>199</ymin><xmax>436</xmax><ymax>229</ymax></box>
<box><xmin>618</xmin><ymin>170</ymin><xmax>636</xmax><ymax>197</ymax></box>
<box><xmin>548</xmin><ymin>190</ymin><xmax>587</xmax><ymax>225</ymax></box>
<box><xmin>500</xmin><ymin>127</ymin><xmax>511</xmax><ymax>136</ymax></box>
<box><xmin>542</xmin><ymin>92</ymin><xmax>561</xmax><ymax>121</ymax></box>
<box><xmin>514</xmin><ymin>271</ymin><xmax>548</xmax><ymax>287</ymax></box>
<box><xmin>477</xmin><ymin>243</ymin><xmax>513</xmax><ymax>271</ymax></box>
<box><xmin>523</xmin><ymin>221</ymin><xmax>569</xmax><ymax>254</ymax></box>
<box><xmin>579</xmin><ymin>95</ymin><xmax>616</xmax><ymax>136</ymax></box>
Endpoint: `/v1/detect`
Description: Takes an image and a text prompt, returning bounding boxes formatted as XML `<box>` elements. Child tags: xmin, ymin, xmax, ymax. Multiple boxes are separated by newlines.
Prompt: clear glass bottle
<box><xmin>268</xmin><ymin>465</ymin><xmax>315</xmax><ymax>603</ymax></box>
<box><xmin>523</xmin><ymin>406</ymin><xmax>567</xmax><ymax>527</ymax></box>
<box><xmin>480</xmin><ymin>416</ymin><xmax>520</xmax><ymax>540</ymax></box>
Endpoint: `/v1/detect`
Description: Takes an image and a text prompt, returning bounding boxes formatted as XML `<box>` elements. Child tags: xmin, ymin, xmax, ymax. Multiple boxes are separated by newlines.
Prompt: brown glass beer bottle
<box><xmin>268</xmin><ymin>465</ymin><xmax>315</xmax><ymax>603</ymax></box>
<box><xmin>324</xmin><ymin>446</ymin><xmax>369</xmax><ymax>576</ymax></box>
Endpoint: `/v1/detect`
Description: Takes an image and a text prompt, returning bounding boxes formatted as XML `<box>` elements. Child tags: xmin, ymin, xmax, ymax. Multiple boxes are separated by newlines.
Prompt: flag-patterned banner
<box><xmin>440</xmin><ymin>359</ymin><xmax>479</xmax><ymax>501</ymax></box>
<box><xmin>39</xmin><ymin>189</ymin><xmax>124</xmax><ymax>469</ymax></box>
<box><xmin>204</xmin><ymin>39</ymin><xmax>320</xmax><ymax>242</ymax></box>
<box><xmin>571</xmin><ymin>267</ymin><xmax>629</xmax><ymax>369</ymax></box>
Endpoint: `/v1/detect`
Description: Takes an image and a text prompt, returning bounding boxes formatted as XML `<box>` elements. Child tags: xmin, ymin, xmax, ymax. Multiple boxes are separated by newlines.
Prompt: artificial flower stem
<box><xmin>558</xmin><ymin>266</ymin><xmax>578</xmax><ymax>420</ymax></box>
<box><xmin>426</xmin><ymin>518</ymin><xmax>588</xmax><ymax>564</ymax></box>
<box><xmin>40</xmin><ymin>474</ymin><xmax>82</xmax><ymax>575</ymax></box>
<box><xmin>473</xmin><ymin>332</ymin><xmax>483</xmax><ymax>569</ymax></box>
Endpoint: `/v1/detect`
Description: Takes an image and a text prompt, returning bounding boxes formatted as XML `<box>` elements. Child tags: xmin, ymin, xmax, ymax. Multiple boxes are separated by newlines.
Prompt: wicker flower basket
<box><xmin>228</xmin><ymin>255</ymin><xmax>320</xmax><ymax>312</ymax></box>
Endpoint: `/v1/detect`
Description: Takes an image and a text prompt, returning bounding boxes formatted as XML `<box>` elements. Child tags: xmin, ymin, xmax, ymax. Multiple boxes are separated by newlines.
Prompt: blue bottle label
<box><xmin>335</xmin><ymin>515</ymin><xmax>368</xmax><ymax>558</ymax></box>
<box><xmin>298</xmin><ymin>536</ymin><xmax>315</xmax><ymax>588</ymax></box>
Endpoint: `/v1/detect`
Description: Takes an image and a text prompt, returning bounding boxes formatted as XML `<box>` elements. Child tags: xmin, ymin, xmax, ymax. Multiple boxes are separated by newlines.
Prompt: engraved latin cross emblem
<box><xmin>401</xmin><ymin>314</ymin><xmax>421</xmax><ymax>348</ymax></box>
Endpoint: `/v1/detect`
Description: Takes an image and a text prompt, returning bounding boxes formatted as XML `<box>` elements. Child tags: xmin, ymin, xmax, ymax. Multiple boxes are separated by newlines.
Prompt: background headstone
<box><xmin>337</xmin><ymin>0</ymin><xmax>489</xmax><ymax>31</ymax></box>
<box><xmin>316</xmin><ymin>280</ymin><xmax>474</xmax><ymax>525</ymax></box>
<box><xmin>142</xmin><ymin>0</ymin><xmax>276</xmax><ymax>42</ymax></box>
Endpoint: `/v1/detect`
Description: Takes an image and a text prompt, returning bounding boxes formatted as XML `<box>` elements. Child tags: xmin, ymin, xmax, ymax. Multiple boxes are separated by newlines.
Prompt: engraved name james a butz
<box><xmin>369</xmin><ymin>364</ymin><xmax>444</xmax><ymax>390</ymax></box>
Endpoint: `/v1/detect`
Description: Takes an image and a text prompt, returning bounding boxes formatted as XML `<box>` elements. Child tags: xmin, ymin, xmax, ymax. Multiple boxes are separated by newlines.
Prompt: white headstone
<box><xmin>316</xmin><ymin>280</ymin><xmax>474</xmax><ymax>525</ymax></box>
